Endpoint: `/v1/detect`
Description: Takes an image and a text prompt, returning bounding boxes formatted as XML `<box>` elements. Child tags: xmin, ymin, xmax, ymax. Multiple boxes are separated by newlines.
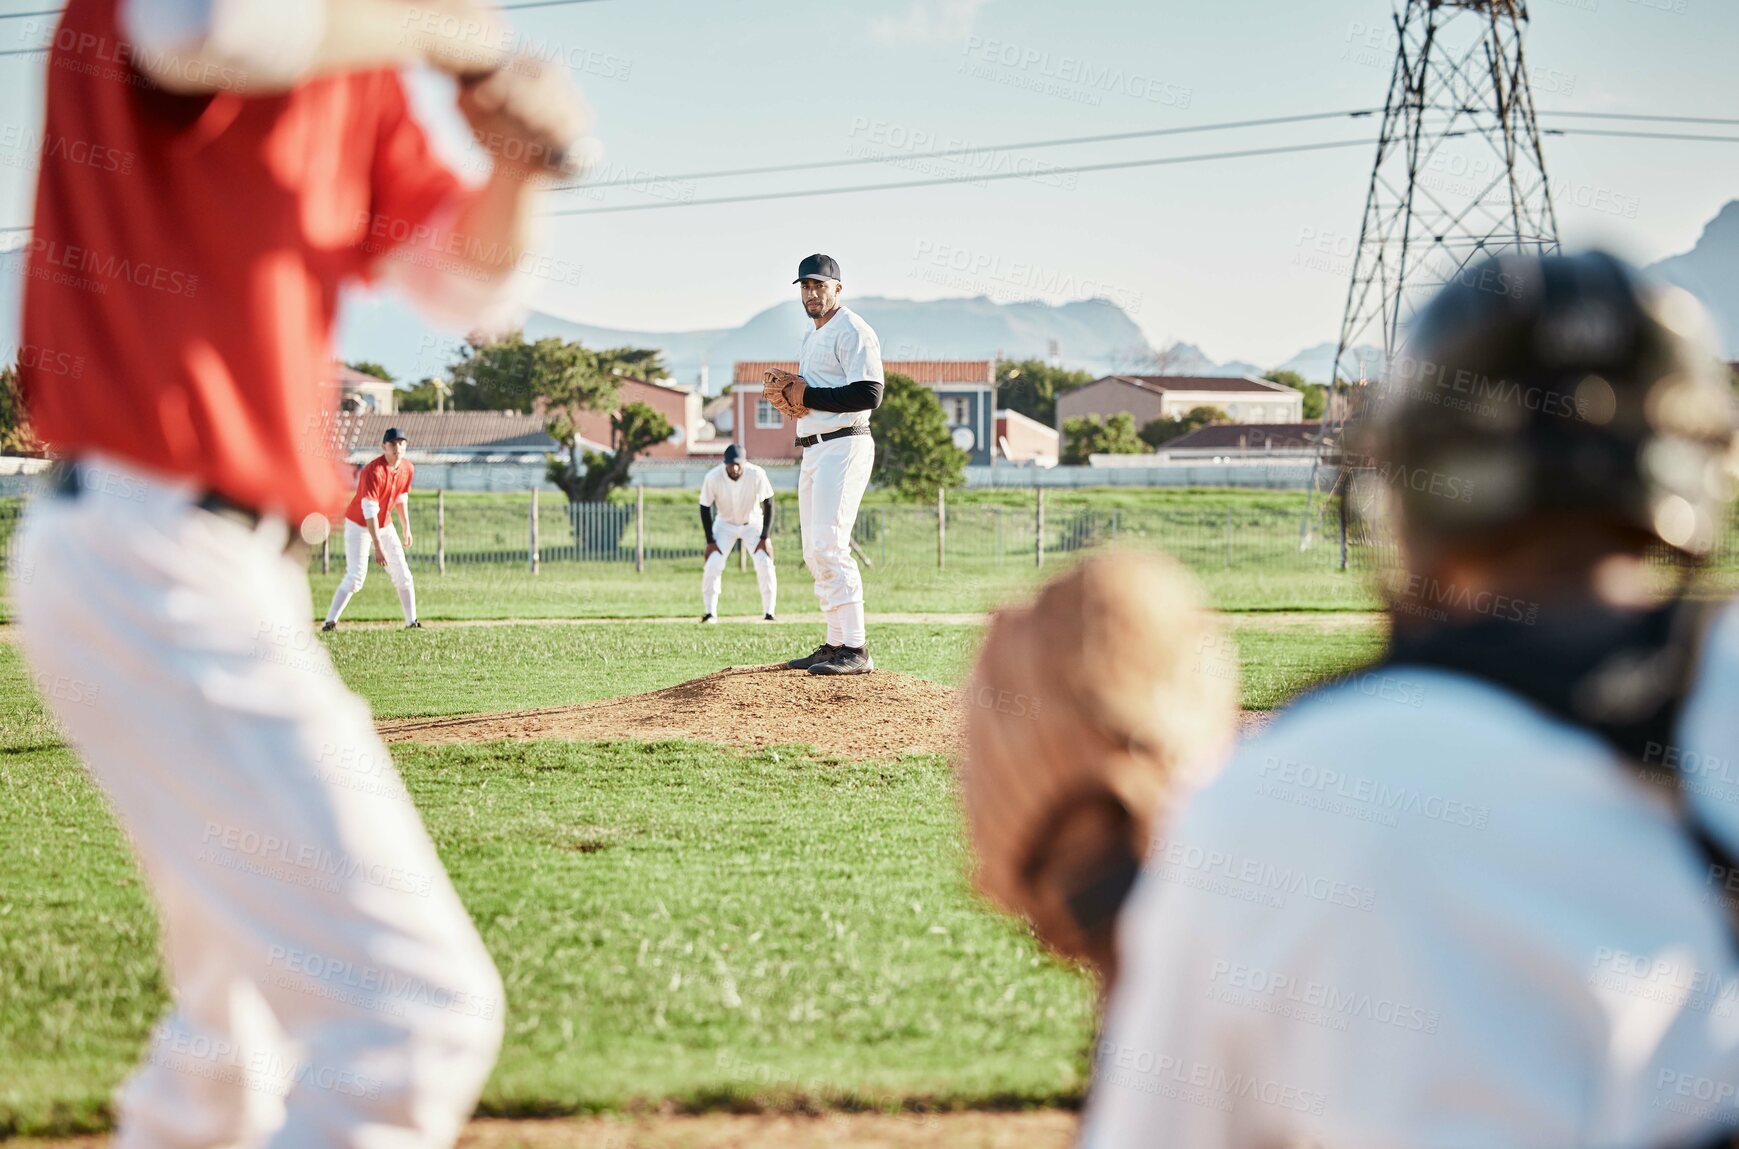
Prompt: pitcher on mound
<box><xmin>763</xmin><ymin>254</ymin><xmax>883</xmax><ymax>675</ymax></box>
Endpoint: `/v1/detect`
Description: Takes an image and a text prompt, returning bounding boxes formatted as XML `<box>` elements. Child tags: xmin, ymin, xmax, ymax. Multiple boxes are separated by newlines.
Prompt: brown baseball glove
<box><xmin>960</xmin><ymin>552</ymin><xmax>1237</xmax><ymax>984</ymax></box>
<box><xmin>762</xmin><ymin>369</ymin><xmax>810</xmax><ymax>420</ymax></box>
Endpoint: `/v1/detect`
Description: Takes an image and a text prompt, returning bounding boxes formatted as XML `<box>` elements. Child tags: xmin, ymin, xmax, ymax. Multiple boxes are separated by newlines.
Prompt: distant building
<box><xmin>728</xmin><ymin>359</ymin><xmax>996</xmax><ymax>464</ymax></box>
<box><xmin>1158</xmin><ymin>421</ymin><xmax>1322</xmax><ymax>461</ymax></box>
<box><xmin>1055</xmin><ymin>375</ymin><xmax>1304</xmax><ymax>431</ymax></box>
<box><xmin>327</xmin><ymin>362</ymin><xmax>396</xmax><ymax>415</ymax></box>
<box><xmin>338</xmin><ymin>411</ymin><xmax>574</xmax><ymax>462</ymax></box>
<box><xmin>569</xmin><ymin>376</ymin><xmax>705</xmax><ymax>460</ymax></box>
<box><xmin>995</xmin><ymin>409</ymin><xmax>1060</xmax><ymax>467</ymax></box>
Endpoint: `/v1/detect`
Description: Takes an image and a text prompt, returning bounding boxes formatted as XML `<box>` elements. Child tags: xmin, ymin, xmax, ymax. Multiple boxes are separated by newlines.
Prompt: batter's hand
<box><xmin>754</xmin><ymin>537</ymin><xmax>773</xmax><ymax>557</ymax></box>
<box><xmin>459</xmin><ymin>55</ymin><xmax>593</xmax><ymax>179</ymax></box>
<box><xmin>705</xmin><ymin>542</ymin><xmax>722</xmax><ymax>560</ymax></box>
<box><xmin>961</xmin><ymin>553</ymin><xmax>1237</xmax><ymax>985</ymax></box>
<box><xmin>373</xmin><ymin>544</ymin><xmax>388</xmax><ymax>569</ymax></box>
<box><xmin>414</xmin><ymin>1</ymin><xmax>515</xmax><ymax>79</ymax></box>
<box><xmin>401</xmin><ymin>529</ymin><xmax>413</xmax><ymax>550</ymax></box>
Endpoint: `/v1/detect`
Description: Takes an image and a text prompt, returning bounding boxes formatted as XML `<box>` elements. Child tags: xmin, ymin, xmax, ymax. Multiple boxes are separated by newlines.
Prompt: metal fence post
<box><xmin>436</xmin><ymin>489</ymin><xmax>446</xmax><ymax>575</ymax></box>
<box><xmin>937</xmin><ymin>487</ymin><xmax>946</xmax><ymax>570</ymax></box>
<box><xmin>320</xmin><ymin>531</ymin><xmax>329</xmax><ymax>575</ymax></box>
<box><xmin>1111</xmin><ymin>509</ymin><xmax>1119</xmax><ymax>547</ymax></box>
<box><xmin>530</xmin><ymin>487</ymin><xmax>540</xmax><ymax>574</ymax></box>
<box><xmin>635</xmin><ymin>485</ymin><xmax>646</xmax><ymax>574</ymax></box>
<box><xmin>1224</xmin><ymin>506</ymin><xmax>1232</xmax><ymax>569</ymax></box>
<box><xmin>1036</xmin><ymin>488</ymin><xmax>1046</xmax><ymax>567</ymax></box>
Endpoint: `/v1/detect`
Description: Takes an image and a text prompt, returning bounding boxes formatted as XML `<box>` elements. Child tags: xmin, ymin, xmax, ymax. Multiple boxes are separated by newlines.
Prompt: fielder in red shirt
<box><xmin>12</xmin><ymin>2</ymin><xmax>588</xmax><ymax>1144</ymax></box>
<box><xmin>325</xmin><ymin>427</ymin><xmax>420</xmax><ymax>629</ymax></box>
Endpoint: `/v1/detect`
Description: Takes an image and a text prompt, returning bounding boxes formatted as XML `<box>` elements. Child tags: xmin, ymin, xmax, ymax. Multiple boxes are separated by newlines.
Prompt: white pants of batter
<box><xmin>326</xmin><ymin>518</ymin><xmax>416</xmax><ymax>625</ymax></box>
<box><xmin>13</xmin><ymin>455</ymin><xmax>503</xmax><ymax>1149</ymax></box>
<box><xmin>798</xmin><ymin>434</ymin><xmax>874</xmax><ymax>645</ymax></box>
<box><xmin>702</xmin><ymin>518</ymin><xmax>776</xmax><ymax>617</ymax></box>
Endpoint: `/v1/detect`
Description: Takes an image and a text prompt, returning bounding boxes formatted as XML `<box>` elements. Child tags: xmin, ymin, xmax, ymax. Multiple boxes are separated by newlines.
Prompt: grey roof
<box><xmin>1164</xmin><ymin>422</ymin><xmax>1322</xmax><ymax>451</ymax></box>
<box><xmin>1101</xmin><ymin>375</ymin><xmax>1299</xmax><ymax>394</ymax></box>
<box><xmin>344</xmin><ymin>412</ymin><xmax>557</xmax><ymax>453</ymax></box>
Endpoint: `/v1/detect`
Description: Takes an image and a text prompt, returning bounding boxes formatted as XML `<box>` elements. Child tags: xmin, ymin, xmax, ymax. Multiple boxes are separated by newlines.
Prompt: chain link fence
<box><xmin>0</xmin><ymin>490</ymin><xmax>1720</xmax><ymax>581</ymax></box>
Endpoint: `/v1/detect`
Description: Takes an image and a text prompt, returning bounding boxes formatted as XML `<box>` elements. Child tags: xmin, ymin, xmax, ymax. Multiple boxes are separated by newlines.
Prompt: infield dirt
<box><xmin>377</xmin><ymin>665</ymin><xmax>966</xmax><ymax>760</ymax></box>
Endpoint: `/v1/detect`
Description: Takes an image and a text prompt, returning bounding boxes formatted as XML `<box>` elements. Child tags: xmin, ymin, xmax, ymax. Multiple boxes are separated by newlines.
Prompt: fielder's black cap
<box><xmin>794</xmin><ymin>253</ymin><xmax>841</xmax><ymax>283</ymax></box>
<box><xmin>383</xmin><ymin>427</ymin><xmax>409</xmax><ymax>443</ymax></box>
<box><xmin>724</xmin><ymin>444</ymin><xmax>743</xmax><ymax>464</ymax></box>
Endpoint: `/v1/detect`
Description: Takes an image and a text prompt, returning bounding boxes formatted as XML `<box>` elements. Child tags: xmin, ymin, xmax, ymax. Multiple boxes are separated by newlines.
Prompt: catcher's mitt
<box><xmin>960</xmin><ymin>552</ymin><xmax>1236</xmax><ymax>978</ymax></box>
<box><xmin>762</xmin><ymin>369</ymin><xmax>810</xmax><ymax>419</ymax></box>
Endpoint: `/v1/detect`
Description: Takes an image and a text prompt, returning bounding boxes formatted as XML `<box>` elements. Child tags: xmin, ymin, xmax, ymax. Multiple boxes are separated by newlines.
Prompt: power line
<box><xmin>1550</xmin><ymin>127</ymin><xmax>1739</xmax><ymax>145</ymax></box>
<box><xmin>559</xmin><ymin>109</ymin><xmax>1382</xmax><ymax>191</ymax></box>
<box><xmin>0</xmin><ymin>0</ymin><xmax>608</xmax><ymax>16</ymax></box>
<box><xmin>1539</xmin><ymin>110</ymin><xmax>1739</xmax><ymax>127</ymax></box>
<box><xmin>547</xmin><ymin>138</ymin><xmax>1378</xmax><ymax>217</ymax></box>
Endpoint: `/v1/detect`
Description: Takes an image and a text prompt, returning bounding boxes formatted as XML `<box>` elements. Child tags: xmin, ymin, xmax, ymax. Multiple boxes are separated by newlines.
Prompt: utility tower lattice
<box><xmin>1306</xmin><ymin>0</ymin><xmax>1561</xmax><ymax>563</ymax></box>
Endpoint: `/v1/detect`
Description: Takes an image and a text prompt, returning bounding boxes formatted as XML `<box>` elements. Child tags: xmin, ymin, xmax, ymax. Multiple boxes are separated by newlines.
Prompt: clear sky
<box><xmin>2</xmin><ymin>0</ymin><xmax>1735</xmax><ymax>366</ymax></box>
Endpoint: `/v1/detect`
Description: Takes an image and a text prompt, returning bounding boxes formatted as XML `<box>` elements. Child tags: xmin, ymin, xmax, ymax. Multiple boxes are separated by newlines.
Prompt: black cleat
<box><xmin>321</xmin><ymin>620</ymin><xmax>336</xmax><ymax>632</ymax></box>
<box><xmin>764</xmin><ymin>613</ymin><xmax>776</xmax><ymax>621</ymax></box>
<box><xmin>405</xmin><ymin>620</ymin><xmax>423</xmax><ymax>629</ymax></box>
<box><xmin>808</xmin><ymin>645</ymin><xmax>874</xmax><ymax>676</ymax></box>
<box><xmin>701</xmin><ymin>613</ymin><xmax>717</xmax><ymax>625</ymax></box>
<box><xmin>785</xmin><ymin>642</ymin><xmax>838</xmax><ymax>670</ymax></box>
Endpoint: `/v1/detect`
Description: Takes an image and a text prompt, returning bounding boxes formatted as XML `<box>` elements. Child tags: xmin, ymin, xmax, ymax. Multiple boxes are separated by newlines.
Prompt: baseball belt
<box><xmin>795</xmin><ymin>425</ymin><xmax>871</xmax><ymax>449</ymax></box>
<box><xmin>52</xmin><ymin>460</ymin><xmax>264</xmax><ymax>529</ymax></box>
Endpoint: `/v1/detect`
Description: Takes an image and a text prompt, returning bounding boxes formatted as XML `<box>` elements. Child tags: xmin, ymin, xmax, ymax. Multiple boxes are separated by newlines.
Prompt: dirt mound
<box><xmin>378</xmin><ymin>665</ymin><xmax>964</xmax><ymax>760</ymax></box>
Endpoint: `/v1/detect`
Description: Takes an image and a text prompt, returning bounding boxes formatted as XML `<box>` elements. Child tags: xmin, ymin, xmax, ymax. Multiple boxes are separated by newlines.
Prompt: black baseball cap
<box><xmin>724</xmin><ymin>444</ymin><xmax>743</xmax><ymax>464</ymax></box>
<box><xmin>383</xmin><ymin>427</ymin><xmax>408</xmax><ymax>443</ymax></box>
<box><xmin>794</xmin><ymin>253</ymin><xmax>841</xmax><ymax>283</ymax></box>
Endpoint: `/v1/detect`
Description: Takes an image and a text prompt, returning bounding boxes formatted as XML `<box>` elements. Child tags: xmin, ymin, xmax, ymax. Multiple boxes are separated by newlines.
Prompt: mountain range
<box><xmin>5</xmin><ymin>199</ymin><xmax>1738</xmax><ymax>391</ymax></box>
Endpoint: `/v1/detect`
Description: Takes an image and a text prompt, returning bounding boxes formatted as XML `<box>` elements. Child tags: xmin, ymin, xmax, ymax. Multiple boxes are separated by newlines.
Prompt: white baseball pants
<box><xmin>798</xmin><ymin>434</ymin><xmax>874</xmax><ymax>646</ymax></box>
<box><xmin>702</xmin><ymin>519</ymin><xmax>776</xmax><ymax>617</ymax></box>
<box><xmin>12</xmin><ymin>455</ymin><xmax>503</xmax><ymax>1149</ymax></box>
<box><xmin>325</xmin><ymin>518</ymin><xmax>416</xmax><ymax>625</ymax></box>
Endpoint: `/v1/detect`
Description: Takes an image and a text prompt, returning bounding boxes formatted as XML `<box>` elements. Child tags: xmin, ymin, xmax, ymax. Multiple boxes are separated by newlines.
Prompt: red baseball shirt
<box><xmin>21</xmin><ymin>0</ymin><xmax>468</xmax><ymax>521</ymax></box>
<box><xmin>344</xmin><ymin>456</ymin><xmax>415</xmax><ymax>529</ymax></box>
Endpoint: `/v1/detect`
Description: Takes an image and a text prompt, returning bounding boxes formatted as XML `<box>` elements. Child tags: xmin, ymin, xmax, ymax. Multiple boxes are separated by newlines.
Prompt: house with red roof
<box><xmin>729</xmin><ymin>359</ymin><xmax>996</xmax><ymax>463</ymax></box>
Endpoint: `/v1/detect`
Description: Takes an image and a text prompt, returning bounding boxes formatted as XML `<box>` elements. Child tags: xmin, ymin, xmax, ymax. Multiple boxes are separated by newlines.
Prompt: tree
<box><xmin>445</xmin><ymin>334</ymin><xmax>672</xmax><ymax>502</ymax></box>
<box><xmin>395</xmin><ymin>378</ymin><xmax>445</xmax><ymax>412</ymax></box>
<box><xmin>1062</xmin><ymin>413</ymin><xmax>1148</xmax><ymax>465</ymax></box>
<box><xmin>345</xmin><ymin>360</ymin><xmax>394</xmax><ymax>383</ymax></box>
<box><xmin>1139</xmin><ymin>405</ymin><xmax>1229</xmax><ymax>449</ymax></box>
<box><xmin>994</xmin><ymin>358</ymin><xmax>1095</xmax><ymax>425</ymax></box>
<box><xmin>871</xmin><ymin>372</ymin><xmax>968</xmax><ymax>500</ymax></box>
<box><xmin>548</xmin><ymin>401</ymin><xmax>673</xmax><ymax>502</ymax></box>
<box><xmin>446</xmin><ymin>332</ymin><xmax>604</xmax><ymax>413</ymax></box>
<box><xmin>0</xmin><ymin>365</ymin><xmax>42</xmax><ymax>456</ymax></box>
<box><xmin>1262</xmin><ymin>369</ymin><xmax>1327</xmax><ymax>420</ymax></box>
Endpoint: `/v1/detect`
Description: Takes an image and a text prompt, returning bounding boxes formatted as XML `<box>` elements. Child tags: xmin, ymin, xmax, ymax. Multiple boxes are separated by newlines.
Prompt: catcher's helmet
<box><xmin>1358</xmin><ymin>250</ymin><xmax>1736</xmax><ymax>557</ymax></box>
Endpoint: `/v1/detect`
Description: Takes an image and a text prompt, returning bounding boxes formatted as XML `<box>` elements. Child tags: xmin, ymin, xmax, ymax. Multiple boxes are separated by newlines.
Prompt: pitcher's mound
<box><xmin>377</xmin><ymin>666</ymin><xmax>963</xmax><ymax>760</ymax></box>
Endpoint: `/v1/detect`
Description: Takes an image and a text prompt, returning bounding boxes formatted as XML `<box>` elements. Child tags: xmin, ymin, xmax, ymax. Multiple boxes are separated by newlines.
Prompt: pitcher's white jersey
<box><xmin>796</xmin><ymin>306</ymin><xmax>883</xmax><ymax>438</ymax></box>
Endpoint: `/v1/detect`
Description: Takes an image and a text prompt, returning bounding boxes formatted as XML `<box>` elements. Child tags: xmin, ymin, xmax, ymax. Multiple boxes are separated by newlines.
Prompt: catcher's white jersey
<box><xmin>796</xmin><ymin>306</ymin><xmax>883</xmax><ymax>438</ymax></box>
<box><xmin>700</xmin><ymin>462</ymin><xmax>774</xmax><ymax>526</ymax></box>
<box><xmin>1082</xmin><ymin>603</ymin><xmax>1739</xmax><ymax>1149</ymax></box>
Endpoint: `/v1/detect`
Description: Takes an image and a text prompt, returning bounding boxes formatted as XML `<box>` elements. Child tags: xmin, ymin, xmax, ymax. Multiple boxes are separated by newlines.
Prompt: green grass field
<box><xmin>0</xmin><ymin>612</ymin><xmax>1384</xmax><ymax>1135</ymax></box>
<box><xmin>0</xmin><ymin>487</ymin><xmax>1390</xmax><ymax>1135</ymax></box>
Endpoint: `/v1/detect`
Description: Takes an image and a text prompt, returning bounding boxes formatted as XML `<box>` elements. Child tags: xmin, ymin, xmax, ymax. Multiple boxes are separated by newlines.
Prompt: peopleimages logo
<box><xmin>1206</xmin><ymin>960</ymin><xmax>1442</xmax><ymax>1033</ymax></box>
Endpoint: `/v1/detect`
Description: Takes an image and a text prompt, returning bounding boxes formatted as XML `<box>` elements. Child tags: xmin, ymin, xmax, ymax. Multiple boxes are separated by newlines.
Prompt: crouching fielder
<box><xmin>325</xmin><ymin>428</ymin><xmax>419</xmax><ymax>631</ymax></box>
<box><xmin>700</xmin><ymin>444</ymin><xmax>777</xmax><ymax>622</ymax></box>
<box><xmin>766</xmin><ymin>254</ymin><xmax>883</xmax><ymax>676</ymax></box>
